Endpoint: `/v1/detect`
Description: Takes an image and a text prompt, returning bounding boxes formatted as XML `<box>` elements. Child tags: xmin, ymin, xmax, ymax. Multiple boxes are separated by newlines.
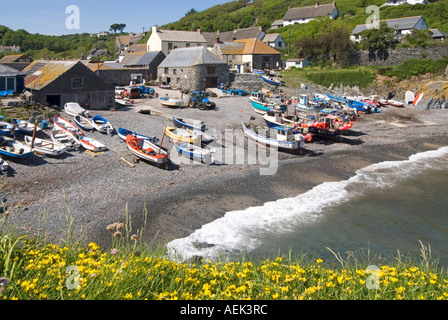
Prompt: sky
<box><xmin>1</xmin><ymin>0</ymin><xmax>231</xmax><ymax>36</ymax></box>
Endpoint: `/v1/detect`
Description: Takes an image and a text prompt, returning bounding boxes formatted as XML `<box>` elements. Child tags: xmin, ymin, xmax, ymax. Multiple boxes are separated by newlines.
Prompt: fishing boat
<box><xmin>11</xmin><ymin>119</ymin><xmax>41</xmax><ymax>135</ymax></box>
<box><xmin>74</xmin><ymin>115</ymin><xmax>95</xmax><ymax>131</ymax></box>
<box><xmin>50</xmin><ymin>129</ymin><xmax>81</xmax><ymax>150</ymax></box>
<box><xmin>64</xmin><ymin>102</ymin><xmax>89</xmax><ymax>117</ymax></box>
<box><xmin>159</xmin><ymin>97</ymin><xmax>183</xmax><ymax>108</ymax></box>
<box><xmin>165</xmin><ymin>127</ymin><xmax>200</xmax><ymax>144</ymax></box>
<box><xmin>115</xmin><ymin>99</ymin><xmax>132</xmax><ymax>108</ymax></box>
<box><xmin>249</xmin><ymin>92</ymin><xmax>287</xmax><ymax>115</ymax></box>
<box><xmin>92</xmin><ymin>115</ymin><xmax>114</xmax><ymax>134</ymax></box>
<box><xmin>159</xmin><ymin>84</ymin><xmax>171</xmax><ymax>90</ymax></box>
<box><xmin>53</xmin><ymin>115</ymin><xmax>84</xmax><ymax>137</ymax></box>
<box><xmin>117</xmin><ymin>128</ymin><xmax>159</xmax><ymax>143</ymax></box>
<box><xmin>242</xmin><ymin>122</ymin><xmax>309</xmax><ymax>151</ymax></box>
<box><xmin>24</xmin><ymin>136</ymin><xmax>66</xmax><ymax>156</ymax></box>
<box><xmin>125</xmin><ymin>135</ymin><xmax>168</xmax><ymax>166</ymax></box>
<box><xmin>261</xmin><ymin>74</ymin><xmax>284</xmax><ymax>86</ymax></box>
<box><xmin>0</xmin><ymin>135</ymin><xmax>34</xmax><ymax>158</ymax></box>
<box><xmin>173</xmin><ymin>141</ymin><xmax>215</xmax><ymax>164</ymax></box>
<box><xmin>79</xmin><ymin>136</ymin><xmax>106</xmax><ymax>152</ymax></box>
<box><xmin>307</xmin><ymin>114</ymin><xmax>353</xmax><ymax>139</ymax></box>
<box><xmin>0</xmin><ymin>121</ymin><xmax>16</xmax><ymax>137</ymax></box>
<box><xmin>387</xmin><ymin>100</ymin><xmax>405</xmax><ymax>108</ymax></box>
<box><xmin>173</xmin><ymin>117</ymin><xmax>206</xmax><ymax>132</ymax></box>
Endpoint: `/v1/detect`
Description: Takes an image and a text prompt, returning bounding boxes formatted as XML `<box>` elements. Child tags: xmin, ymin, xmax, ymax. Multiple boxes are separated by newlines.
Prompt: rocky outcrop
<box><xmin>414</xmin><ymin>81</ymin><xmax>448</xmax><ymax>110</ymax></box>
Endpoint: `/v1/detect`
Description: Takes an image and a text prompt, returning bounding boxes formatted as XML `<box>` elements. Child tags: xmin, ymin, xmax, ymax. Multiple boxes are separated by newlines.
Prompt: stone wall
<box><xmin>349</xmin><ymin>45</ymin><xmax>448</xmax><ymax>66</ymax></box>
<box><xmin>229</xmin><ymin>73</ymin><xmax>263</xmax><ymax>91</ymax></box>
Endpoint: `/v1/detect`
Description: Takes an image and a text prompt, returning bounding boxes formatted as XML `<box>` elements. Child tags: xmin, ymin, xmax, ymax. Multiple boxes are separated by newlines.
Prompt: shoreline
<box><xmin>1</xmin><ymin>92</ymin><xmax>448</xmax><ymax>252</ymax></box>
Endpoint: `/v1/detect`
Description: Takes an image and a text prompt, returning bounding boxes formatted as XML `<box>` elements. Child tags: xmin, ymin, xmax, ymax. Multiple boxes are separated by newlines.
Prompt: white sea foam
<box><xmin>166</xmin><ymin>146</ymin><xmax>448</xmax><ymax>262</ymax></box>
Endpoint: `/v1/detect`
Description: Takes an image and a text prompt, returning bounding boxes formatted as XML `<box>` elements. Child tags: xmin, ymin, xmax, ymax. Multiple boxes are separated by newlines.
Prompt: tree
<box><xmin>110</xmin><ymin>23</ymin><xmax>126</xmax><ymax>34</ymax></box>
<box><xmin>359</xmin><ymin>21</ymin><xmax>397</xmax><ymax>57</ymax></box>
<box><xmin>185</xmin><ymin>8</ymin><xmax>197</xmax><ymax>16</ymax></box>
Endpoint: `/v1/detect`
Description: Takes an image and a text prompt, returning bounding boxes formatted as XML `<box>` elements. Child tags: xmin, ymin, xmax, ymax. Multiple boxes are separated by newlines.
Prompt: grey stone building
<box><xmin>24</xmin><ymin>60</ymin><xmax>115</xmax><ymax>109</ymax></box>
<box><xmin>158</xmin><ymin>47</ymin><xmax>229</xmax><ymax>91</ymax></box>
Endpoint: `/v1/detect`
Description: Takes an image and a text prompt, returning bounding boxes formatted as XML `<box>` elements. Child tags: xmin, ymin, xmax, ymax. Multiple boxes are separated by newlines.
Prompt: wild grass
<box><xmin>1</xmin><ymin>202</ymin><xmax>447</xmax><ymax>300</ymax></box>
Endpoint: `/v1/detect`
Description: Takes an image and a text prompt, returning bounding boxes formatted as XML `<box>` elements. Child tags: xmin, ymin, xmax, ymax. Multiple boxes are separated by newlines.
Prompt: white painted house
<box><xmin>262</xmin><ymin>33</ymin><xmax>286</xmax><ymax>50</ymax></box>
<box><xmin>286</xmin><ymin>58</ymin><xmax>310</xmax><ymax>69</ymax></box>
<box><xmin>147</xmin><ymin>26</ymin><xmax>207</xmax><ymax>56</ymax></box>
<box><xmin>283</xmin><ymin>2</ymin><xmax>339</xmax><ymax>26</ymax></box>
<box><xmin>350</xmin><ymin>16</ymin><xmax>429</xmax><ymax>42</ymax></box>
<box><xmin>385</xmin><ymin>0</ymin><xmax>425</xmax><ymax>5</ymax></box>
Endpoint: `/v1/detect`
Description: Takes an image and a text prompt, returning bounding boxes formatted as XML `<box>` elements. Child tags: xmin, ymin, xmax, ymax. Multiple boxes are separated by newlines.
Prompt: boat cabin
<box><xmin>250</xmin><ymin>91</ymin><xmax>266</xmax><ymax>102</ymax></box>
<box><xmin>274</xmin><ymin>125</ymin><xmax>295</xmax><ymax>142</ymax></box>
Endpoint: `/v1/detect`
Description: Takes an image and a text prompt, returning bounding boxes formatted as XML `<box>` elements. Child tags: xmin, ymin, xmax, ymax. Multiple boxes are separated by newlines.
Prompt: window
<box><xmin>71</xmin><ymin>78</ymin><xmax>84</xmax><ymax>89</ymax></box>
<box><xmin>186</xmin><ymin>43</ymin><xmax>190</xmax><ymax>48</ymax></box>
<box><xmin>173</xmin><ymin>69</ymin><xmax>177</xmax><ymax>75</ymax></box>
<box><xmin>164</xmin><ymin>68</ymin><xmax>169</xmax><ymax>74</ymax></box>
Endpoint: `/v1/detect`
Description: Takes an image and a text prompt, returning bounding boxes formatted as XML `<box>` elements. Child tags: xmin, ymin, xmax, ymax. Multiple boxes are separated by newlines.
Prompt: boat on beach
<box><xmin>261</xmin><ymin>74</ymin><xmax>284</xmax><ymax>86</ymax></box>
<box><xmin>242</xmin><ymin>121</ymin><xmax>309</xmax><ymax>151</ymax></box>
<box><xmin>249</xmin><ymin>92</ymin><xmax>287</xmax><ymax>115</ymax></box>
<box><xmin>0</xmin><ymin>121</ymin><xmax>15</xmax><ymax>137</ymax></box>
<box><xmin>92</xmin><ymin>115</ymin><xmax>114</xmax><ymax>134</ymax></box>
<box><xmin>24</xmin><ymin>136</ymin><xmax>66</xmax><ymax>156</ymax></box>
<box><xmin>11</xmin><ymin>119</ymin><xmax>41</xmax><ymax>135</ymax></box>
<box><xmin>0</xmin><ymin>135</ymin><xmax>34</xmax><ymax>158</ymax></box>
<box><xmin>74</xmin><ymin>115</ymin><xmax>95</xmax><ymax>131</ymax></box>
<box><xmin>159</xmin><ymin>97</ymin><xmax>183</xmax><ymax>108</ymax></box>
<box><xmin>173</xmin><ymin>117</ymin><xmax>206</xmax><ymax>132</ymax></box>
<box><xmin>53</xmin><ymin>115</ymin><xmax>84</xmax><ymax>137</ymax></box>
<box><xmin>79</xmin><ymin>136</ymin><xmax>106</xmax><ymax>152</ymax></box>
<box><xmin>50</xmin><ymin>128</ymin><xmax>81</xmax><ymax>150</ymax></box>
<box><xmin>117</xmin><ymin>128</ymin><xmax>159</xmax><ymax>143</ymax></box>
<box><xmin>64</xmin><ymin>102</ymin><xmax>89</xmax><ymax>117</ymax></box>
<box><xmin>125</xmin><ymin>134</ymin><xmax>169</xmax><ymax>166</ymax></box>
<box><xmin>0</xmin><ymin>157</ymin><xmax>9</xmax><ymax>173</ymax></box>
<box><xmin>173</xmin><ymin>141</ymin><xmax>215</xmax><ymax>164</ymax></box>
<box><xmin>165</xmin><ymin>127</ymin><xmax>200</xmax><ymax>144</ymax></box>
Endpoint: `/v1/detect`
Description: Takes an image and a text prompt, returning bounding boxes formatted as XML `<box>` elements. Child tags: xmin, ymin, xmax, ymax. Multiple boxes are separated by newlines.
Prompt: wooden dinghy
<box><xmin>159</xmin><ymin>97</ymin><xmax>183</xmax><ymax>108</ymax></box>
<box><xmin>0</xmin><ymin>136</ymin><xmax>34</xmax><ymax>158</ymax></box>
<box><xmin>165</xmin><ymin>127</ymin><xmax>200</xmax><ymax>144</ymax></box>
<box><xmin>173</xmin><ymin>141</ymin><xmax>214</xmax><ymax>164</ymax></box>
<box><xmin>0</xmin><ymin>121</ymin><xmax>16</xmax><ymax>137</ymax></box>
<box><xmin>24</xmin><ymin>136</ymin><xmax>66</xmax><ymax>156</ymax></box>
<box><xmin>53</xmin><ymin>115</ymin><xmax>84</xmax><ymax>137</ymax></box>
<box><xmin>92</xmin><ymin>115</ymin><xmax>114</xmax><ymax>134</ymax></box>
<box><xmin>79</xmin><ymin>136</ymin><xmax>106</xmax><ymax>152</ymax></box>
<box><xmin>74</xmin><ymin>115</ymin><xmax>95</xmax><ymax>131</ymax></box>
<box><xmin>50</xmin><ymin>128</ymin><xmax>81</xmax><ymax>150</ymax></box>
<box><xmin>125</xmin><ymin>135</ymin><xmax>168</xmax><ymax>166</ymax></box>
<box><xmin>11</xmin><ymin>119</ymin><xmax>41</xmax><ymax>135</ymax></box>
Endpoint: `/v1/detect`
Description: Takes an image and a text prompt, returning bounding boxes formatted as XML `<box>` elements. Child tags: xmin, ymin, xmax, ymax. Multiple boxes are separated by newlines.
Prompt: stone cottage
<box><xmin>0</xmin><ymin>64</ymin><xmax>25</xmax><ymax>94</ymax></box>
<box><xmin>157</xmin><ymin>47</ymin><xmax>229</xmax><ymax>91</ymax></box>
<box><xmin>24</xmin><ymin>60</ymin><xmax>115</xmax><ymax>109</ymax></box>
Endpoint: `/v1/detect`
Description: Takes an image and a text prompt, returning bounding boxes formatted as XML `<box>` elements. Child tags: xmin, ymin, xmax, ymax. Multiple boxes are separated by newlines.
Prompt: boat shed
<box><xmin>157</xmin><ymin>46</ymin><xmax>229</xmax><ymax>91</ymax></box>
<box><xmin>23</xmin><ymin>60</ymin><xmax>115</xmax><ymax>109</ymax></box>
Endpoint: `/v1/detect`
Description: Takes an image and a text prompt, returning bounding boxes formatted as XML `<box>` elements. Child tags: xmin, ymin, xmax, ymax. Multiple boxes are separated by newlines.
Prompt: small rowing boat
<box><xmin>173</xmin><ymin>141</ymin><xmax>215</xmax><ymax>164</ymax></box>
<box><xmin>74</xmin><ymin>115</ymin><xmax>95</xmax><ymax>131</ymax></box>
<box><xmin>24</xmin><ymin>136</ymin><xmax>66</xmax><ymax>156</ymax></box>
<box><xmin>64</xmin><ymin>102</ymin><xmax>89</xmax><ymax>117</ymax></box>
<box><xmin>92</xmin><ymin>115</ymin><xmax>114</xmax><ymax>134</ymax></box>
<box><xmin>173</xmin><ymin>117</ymin><xmax>206</xmax><ymax>132</ymax></box>
<box><xmin>53</xmin><ymin>115</ymin><xmax>84</xmax><ymax>137</ymax></box>
<box><xmin>0</xmin><ymin>121</ymin><xmax>16</xmax><ymax>137</ymax></box>
<box><xmin>0</xmin><ymin>135</ymin><xmax>34</xmax><ymax>158</ymax></box>
<box><xmin>165</xmin><ymin>127</ymin><xmax>200</xmax><ymax>144</ymax></box>
<box><xmin>11</xmin><ymin>119</ymin><xmax>41</xmax><ymax>135</ymax></box>
<box><xmin>50</xmin><ymin>128</ymin><xmax>81</xmax><ymax>150</ymax></box>
<box><xmin>117</xmin><ymin>128</ymin><xmax>159</xmax><ymax>144</ymax></box>
<box><xmin>79</xmin><ymin>136</ymin><xmax>106</xmax><ymax>152</ymax></box>
<box><xmin>159</xmin><ymin>97</ymin><xmax>183</xmax><ymax>108</ymax></box>
<box><xmin>125</xmin><ymin>135</ymin><xmax>168</xmax><ymax>166</ymax></box>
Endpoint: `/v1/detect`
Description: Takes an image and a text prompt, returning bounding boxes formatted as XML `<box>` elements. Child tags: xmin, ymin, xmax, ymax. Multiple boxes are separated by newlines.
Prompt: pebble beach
<box><xmin>2</xmin><ymin>86</ymin><xmax>448</xmax><ymax>251</ymax></box>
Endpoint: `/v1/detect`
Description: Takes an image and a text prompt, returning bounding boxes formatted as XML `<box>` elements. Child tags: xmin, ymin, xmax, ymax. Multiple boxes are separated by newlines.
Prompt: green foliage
<box><xmin>382</xmin><ymin>56</ymin><xmax>448</xmax><ymax>81</ymax></box>
<box><xmin>360</xmin><ymin>21</ymin><xmax>397</xmax><ymax>53</ymax></box>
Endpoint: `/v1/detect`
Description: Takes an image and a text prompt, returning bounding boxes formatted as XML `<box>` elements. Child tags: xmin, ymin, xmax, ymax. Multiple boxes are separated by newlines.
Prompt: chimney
<box><xmin>197</xmin><ymin>29</ymin><xmax>202</xmax><ymax>34</ymax></box>
<box><xmin>152</xmin><ymin>25</ymin><xmax>158</xmax><ymax>33</ymax></box>
<box><xmin>215</xmin><ymin>30</ymin><xmax>220</xmax><ymax>45</ymax></box>
<box><xmin>315</xmin><ymin>1</ymin><xmax>319</xmax><ymax>7</ymax></box>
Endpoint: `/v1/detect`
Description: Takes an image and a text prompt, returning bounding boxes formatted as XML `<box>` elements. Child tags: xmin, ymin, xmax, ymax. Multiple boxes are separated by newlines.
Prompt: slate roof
<box><xmin>203</xmin><ymin>27</ymin><xmax>264</xmax><ymax>46</ymax></box>
<box><xmin>154</xmin><ymin>29</ymin><xmax>207</xmax><ymax>43</ymax></box>
<box><xmin>158</xmin><ymin>47</ymin><xmax>225</xmax><ymax>68</ymax></box>
<box><xmin>430</xmin><ymin>29</ymin><xmax>447</xmax><ymax>38</ymax></box>
<box><xmin>121</xmin><ymin>51</ymin><xmax>164</xmax><ymax>67</ymax></box>
<box><xmin>351</xmin><ymin>16</ymin><xmax>425</xmax><ymax>35</ymax></box>
<box><xmin>263</xmin><ymin>33</ymin><xmax>281</xmax><ymax>42</ymax></box>
<box><xmin>0</xmin><ymin>64</ymin><xmax>25</xmax><ymax>77</ymax></box>
<box><xmin>283</xmin><ymin>2</ymin><xmax>337</xmax><ymax>20</ymax></box>
<box><xmin>0</xmin><ymin>54</ymin><xmax>30</xmax><ymax>63</ymax></box>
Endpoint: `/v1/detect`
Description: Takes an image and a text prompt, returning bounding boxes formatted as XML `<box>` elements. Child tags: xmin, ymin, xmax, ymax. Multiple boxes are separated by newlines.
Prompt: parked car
<box><xmin>121</xmin><ymin>87</ymin><xmax>141</xmax><ymax>99</ymax></box>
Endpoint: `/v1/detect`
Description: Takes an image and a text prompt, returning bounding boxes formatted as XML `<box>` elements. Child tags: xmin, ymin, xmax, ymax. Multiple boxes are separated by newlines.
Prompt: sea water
<box><xmin>167</xmin><ymin>146</ymin><xmax>448</xmax><ymax>265</ymax></box>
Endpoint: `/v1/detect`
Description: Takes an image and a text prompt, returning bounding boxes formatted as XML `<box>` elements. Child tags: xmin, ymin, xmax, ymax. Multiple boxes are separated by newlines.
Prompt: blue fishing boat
<box><xmin>11</xmin><ymin>119</ymin><xmax>41</xmax><ymax>135</ymax></box>
<box><xmin>261</xmin><ymin>75</ymin><xmax>284</xmax><ymax>86</ymax></box>
<box><xmin>0</xmin><ymin>136</ymin><xmax>34</xmax><ymax>158</ymax></box>
<box><xmin>117</xmin><ymin>128</ymin><xmax>159</xmax><ymax>144</ymax></box>
<box><xmin>249</xmin><ymin>92</ymin><xmax>287</xmax><ymax>115</ymax></box>
<box><xmin>173</xmin><ymin>141</ymin><xmax>214</xmax><ymax>164</ymax></box>
<box><xmin>0</xmin><ymin>121</ymin><xmax>16</xmax><ymax>137</ymax></box>
<box><xmin>346</xmin><ymin>99</ymin><xmax>381</xmax><ymax>113</ymax></box>
<box><xmin>92</xmin><ymin>115</ymin><xmax>114</xmax><ymax>134</ymax></box>
<box><xmin>173</xmin><ymin>117</ymin><xmax>206</xmax><ymax>132</ymax></box>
